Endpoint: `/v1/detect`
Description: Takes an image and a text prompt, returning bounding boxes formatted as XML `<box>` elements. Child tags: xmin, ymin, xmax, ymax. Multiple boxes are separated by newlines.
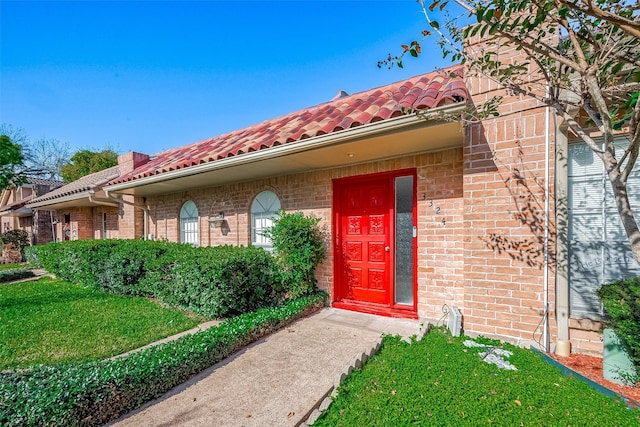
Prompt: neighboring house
<box><xmin>27</xmin><ymin>58</ymin><xmax>637</xmax><ymax>358</ymax></box>
<box><xmin>27</xmin><ymin>158</ymin><xmax>147</xmax><ymax>241</ymax></box>
<box><xmin>0</xmin><ymin>178</ymin><xmax>64</xmax><ymax>244</ymax></box>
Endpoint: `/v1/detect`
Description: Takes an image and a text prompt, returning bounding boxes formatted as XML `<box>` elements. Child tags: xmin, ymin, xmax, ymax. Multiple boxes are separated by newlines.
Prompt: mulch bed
<box><xmin>550</xmin><ymin>352</ymin><xmax>640</xmax><ymax>406</ymax></box>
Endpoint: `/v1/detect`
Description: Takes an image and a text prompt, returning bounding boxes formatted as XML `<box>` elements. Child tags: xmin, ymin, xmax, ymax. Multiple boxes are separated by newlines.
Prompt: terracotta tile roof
<box><xmin>28</xmin><ymin>166</ymin><xmax>121</xmax><ymax>205</ymax></box>
<box><xmin>111</xmin><ymin>66</ymin><xmax>466</xmax><ymax>185</ymax></box>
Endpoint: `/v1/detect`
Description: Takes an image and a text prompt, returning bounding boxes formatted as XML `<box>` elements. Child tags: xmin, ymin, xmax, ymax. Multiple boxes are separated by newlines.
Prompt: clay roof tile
<box><xmin>112</xmin><ymin>66</ymin><xmax>466</xmax><ymax>184</ymax></box>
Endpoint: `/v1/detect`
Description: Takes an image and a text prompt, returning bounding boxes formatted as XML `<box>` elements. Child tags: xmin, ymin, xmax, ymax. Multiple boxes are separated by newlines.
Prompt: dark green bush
<box><xmin>28</xmin><ymin>239</ymin><xmax>282</xmax><ymax>318</ymax></box>
<box><xmin>26</xmin><ymin>240</ymin><xmax>173</xmax><ymax>293</ymax></box>
<box><xmin>1</xmin><ymin>229</ymin><xmax>30</xmax><ymax>254</ymax></box>
<box><xmin>140</xmin><ymin>244</ymin><xmax>282</xmax><ymax>318</ymax></box>
<box><xmin>0</xmin><ymin>292</ymin><xmax>326</xmax><ymax>427</ymax></box>
<box><xmin>597</xmin><ymin>277</ymin><xmax>640</xmax><ymax>371</ymax></box>
<box><xmin>0</xmin><ymin>268</ymin><xmax>35</xmax><ymax>283</ymax></box>
<box><xmin>264</xmin><ymin>210</ymin><xmax>327</xmax><ymax>298</ymax></box>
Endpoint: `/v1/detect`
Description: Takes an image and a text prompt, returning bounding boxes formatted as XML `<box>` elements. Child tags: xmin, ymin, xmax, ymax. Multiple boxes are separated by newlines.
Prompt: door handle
<box><xmin>385</xmin><ymin>246</ymin><xmax>390</xmax><ymax>252</ymax></box>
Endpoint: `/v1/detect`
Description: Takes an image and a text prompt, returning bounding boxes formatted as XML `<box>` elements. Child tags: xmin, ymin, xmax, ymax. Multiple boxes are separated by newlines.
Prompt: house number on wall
<box><xmin>426</xmin><ymin>197</ymin><xmax>446</xmax><ymax>227</ymax></box>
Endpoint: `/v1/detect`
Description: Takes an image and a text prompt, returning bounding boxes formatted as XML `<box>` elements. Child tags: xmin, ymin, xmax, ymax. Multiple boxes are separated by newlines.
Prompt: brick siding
<box><xmin>145</xmin><ymin>149</ymin><xmax>466</xmax><ymax>318</ymax></box>
<box><xmin>463</xmin><ymin>35</ymin><xmax>559</xmax><ymax>351</ymax></box>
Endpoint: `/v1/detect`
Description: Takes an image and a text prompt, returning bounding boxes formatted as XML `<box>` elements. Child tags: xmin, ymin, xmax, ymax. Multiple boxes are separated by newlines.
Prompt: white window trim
<box><xmin>180</xmin><ymin>200</ymin><xmax>200</xmax><ymax>246</ymax></box>
<box><xmin>251</xmin><ymin>190</ymin><xmax>281</xmax><ymax>250</ymax></box>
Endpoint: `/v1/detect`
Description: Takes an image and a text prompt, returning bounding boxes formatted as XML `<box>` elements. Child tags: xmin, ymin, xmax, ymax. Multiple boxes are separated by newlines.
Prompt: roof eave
<box><xmin>27</xmin><ymin>190</ymin><xmax>93</xmax><ymax>209</ymax></box>
<box><xmin>26</xmin><ymin>171</ymin><xmax>121</xmax><ymax>209</ymax></box>
<box><xmin>0</xmin><ymin>207</ymin><xmax>32</xmax><ymax>217</ymax></box>
<box><xmin>107</xmin><ymin>103</ymin><xmax>466</xmax><ymax>193</ymax></box>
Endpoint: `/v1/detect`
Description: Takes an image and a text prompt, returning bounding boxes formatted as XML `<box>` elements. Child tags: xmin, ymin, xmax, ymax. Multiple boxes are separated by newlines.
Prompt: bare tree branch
<box><xmin>560</xmin><ymin>0</ymin><xmax>640</xmax><ymax>40</ymax></box>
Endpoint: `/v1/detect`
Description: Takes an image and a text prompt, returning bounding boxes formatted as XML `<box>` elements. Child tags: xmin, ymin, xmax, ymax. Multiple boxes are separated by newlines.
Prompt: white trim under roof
<box><xmin>106</xmin><ymin>103</ymin><xmax>466</xmax><ymax>196</ymax></box>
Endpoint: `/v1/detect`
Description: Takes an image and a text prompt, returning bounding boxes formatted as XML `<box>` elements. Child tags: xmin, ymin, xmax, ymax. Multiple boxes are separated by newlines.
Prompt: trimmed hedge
<box><xmin>597</xmin><ymin>277</ymin><xmax>640</xmax><ymax>372</ymax></box>
<box><xmin>140</xmin><ymin>244</ymin><xmax>282</xmax><ymax>318</ymax></box>
<box><xmin>26</xmin><ymin>240</ymin><xmax>282</xmax><ymax>318</ymax></box>
<box><xmin>0</xmin><ymin>268</ymin><xmax>35</xmax><ymax>283</ymax></box>
<box><xmin>25</xmin><ymin>240</ymin><xmax>173</xmax><ymax>294</ymax></box>
<box><xmin>0</xmin><ymin>292</ymin><xmax>326</xmax><ymax>426</ymax></box>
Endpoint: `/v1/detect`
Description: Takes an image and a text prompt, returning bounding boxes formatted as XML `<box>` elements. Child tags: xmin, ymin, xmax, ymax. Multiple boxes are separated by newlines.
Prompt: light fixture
<box><xmin>346</xmin><ymin>152</ymin><xmax>356</xmax><ymax>158</ymax></box>
<box><xmin>208</xmin><ymin>212</ymin><xmax>226</xmax><ymax>229</ymax></box>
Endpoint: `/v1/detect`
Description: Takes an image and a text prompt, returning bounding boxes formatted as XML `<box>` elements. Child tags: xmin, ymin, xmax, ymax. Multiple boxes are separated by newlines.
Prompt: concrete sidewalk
<box><xmin>108</xmin><ymin>308</ymin><xmax>424</xmax><ymax>427</ymax></box>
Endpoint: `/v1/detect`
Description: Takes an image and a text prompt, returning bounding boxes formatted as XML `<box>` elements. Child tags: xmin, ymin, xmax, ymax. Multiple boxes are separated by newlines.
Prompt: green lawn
<box><xmin>0</xmin><ymin>277</ymin><xmax>207</xmax><ymax>369</ymax></box>
<box><xmin>0</xmin><ymin>263</ymin><xmax>30</xmax><ymax>271</ymax></box>
<box><xmin>314</xmin><ymin>329</ymin><xmax>640</xmax><ymax>426</ymax></box>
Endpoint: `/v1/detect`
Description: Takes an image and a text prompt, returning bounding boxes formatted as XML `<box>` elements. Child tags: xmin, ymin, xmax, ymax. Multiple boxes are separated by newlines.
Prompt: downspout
<box><xmin>543</xmin><ymin>94</ymin><xmax>551</xmax><ymax>353</ymax></box>
<box><xmin>50</xmin><ymin>212</ymin><xmax>56</xmax><ymax>242</ymax></box>
<box><xmin>88</xmin><ymin>189</ymin><xmax>120</xmax><ymax>208</ymax></box>
<box><xmin>554</xmin><ymin>112</ymin><xmax>572</xmax><ymax>356</ymax></box>
<box><xmin>104</xmin><ymin>190</ymin><xmax>149</xmax><ymax>239</ymax></box>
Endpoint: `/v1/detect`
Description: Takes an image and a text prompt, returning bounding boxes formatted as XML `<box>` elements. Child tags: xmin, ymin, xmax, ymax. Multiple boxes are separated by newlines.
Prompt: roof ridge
<box><xmin>108</xmin><ymin>67</ymin><xmax>467</xmax><ymax>186</ymax></box>
<box><xmin>146</xmin><ymin>67</ymin><xmax>465</xmax><ymax>161</ymax></box>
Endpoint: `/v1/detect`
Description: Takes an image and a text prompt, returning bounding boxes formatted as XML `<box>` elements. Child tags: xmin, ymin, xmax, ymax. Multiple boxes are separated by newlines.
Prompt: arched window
<box><xmin>180</xmin><ymin>200</ymin><xmax>199</xmax><ymax>246</ymax></box>
<box><xmin>251</xmin><ymin>190</ymin><xmax>281</xmax><ymax>250</ymax></box>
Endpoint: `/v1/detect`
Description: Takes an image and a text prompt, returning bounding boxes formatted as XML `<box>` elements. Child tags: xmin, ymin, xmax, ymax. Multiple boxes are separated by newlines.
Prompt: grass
<box><xmin>313</xmin><ymin>328</ymin><xmax>640</xmax><ymax>426</ymax></box>
<box><xmin>0</xmin><ymin>263</ymin><xmax>30</xmax><ymax>271</ymax></box>
<box><xmin>0</xmin><ymin>277</ymin><xmax>207</xmax><ymax>369</ymax></box>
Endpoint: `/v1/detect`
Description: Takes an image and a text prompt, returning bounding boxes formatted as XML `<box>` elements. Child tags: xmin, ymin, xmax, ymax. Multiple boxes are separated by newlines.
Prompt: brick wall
<box><xmin>0</xmin><ymin>189</ymin><xmax>18</xmax><ymax>234</ymax></box>
<box><xmin>33</xmin><ymin>210</ymin><xmax>55</xmax><ymax>244</ymax></box>
<box><xmin>462</xmin><ymin>36</ymin><xmax>557</xmax><ymax>347</ymax></box>
<box><xmin>75</xmin><ymin>208</ymin><xmax>94</xmax><ymax>240</ymax></box>
<box><xmin>55</xmin><ymin>207</ymin><xmax>101</xmax><ymax>241</ymax></box>
<box><xmin>1</xmin><ymin>186</ymin><xmax>57</xmax><ymax>245</ymax></box>
<box><xmin>145</xmin><ymin>149</ymin><xmax>465</xmax><ymax>318</ymax></box>
<box><xmin>116</xmin><ymin>196</ymin><xmax>143</xmax><ymax>239</ymax></box>
<box><xmin>90</xmin><ymin>206</ymin><xmax>120</xmax><ymax>239</ymax></box>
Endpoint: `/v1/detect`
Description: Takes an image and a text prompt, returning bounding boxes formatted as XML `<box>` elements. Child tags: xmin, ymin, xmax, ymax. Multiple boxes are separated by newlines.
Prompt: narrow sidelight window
<box><xmin>394</xmin><ymin>175</ymin><xmax>414</xmax><ymax>305</ymax></box>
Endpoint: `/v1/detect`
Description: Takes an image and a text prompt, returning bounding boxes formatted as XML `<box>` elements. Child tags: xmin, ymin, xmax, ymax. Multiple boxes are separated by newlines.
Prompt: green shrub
<box><xmin>23</xmin><ymin>246</ymin><xmax>40</xmax><ymax>267</ymax></box>
<box><xmin>264</xmin><ymin>210</ymin><xmax>327</xmax><ymax>298</ymax></box>
<box><xmin>27</xmin><ymin>240</ymin><xmax>174</xmax><ymax>295</ymax></box>
<box><xmin>0</xmin><ymin>292</ymin><xmax>326</xmax><ymax>427</ymax></box>
<box><xmin>0</xmin><ymin>268</ymin><xmax>35</xmax><ymax>283</ymax></box>
<box><xmin>0</xmin><ymin>263</ymin><xmax>31</xmax><ymax>272</ymax></box>
<box><xmin>1</xmin><ymin>229</ymin><xmax>30</xmax><ymax>254</ymax></box>
<box><xmin>28</xmin><ymin>239</ymin><xmax>282</xmax><ymax>318</ymax></box>
<box><xmin>597</xmin><ymin>277</ymin><xmax>640</xmax><ymax>372</ymax></box>
<box><xmin>141</xmin><ymin>244</ymin><xmax>281</xmax><ymax>318</ymax></box>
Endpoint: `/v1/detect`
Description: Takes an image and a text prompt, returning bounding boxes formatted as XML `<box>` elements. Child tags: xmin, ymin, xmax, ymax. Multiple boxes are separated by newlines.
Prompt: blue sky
<box><xmin>1</xmin><ymin>0</ymin><xmax>457</xmax><ymax>156</ymax></box>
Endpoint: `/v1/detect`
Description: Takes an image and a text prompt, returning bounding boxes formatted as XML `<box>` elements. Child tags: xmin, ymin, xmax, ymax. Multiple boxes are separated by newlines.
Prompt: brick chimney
<box><xmin>117</xmin><ymin>152</ymin><xmax>150</xmax><ymax>174</ymax></box>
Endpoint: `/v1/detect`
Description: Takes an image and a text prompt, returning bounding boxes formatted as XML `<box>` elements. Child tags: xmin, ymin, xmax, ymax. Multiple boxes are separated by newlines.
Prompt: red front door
<box><xmin>338</xmin><ymin>176</ymin><xmax>391</xmax><ymax>304</ymax></box>
<box><xmin>333</xmin><ymin>169</ymin><xmax>417</xmax><ymax>318</ymax></box>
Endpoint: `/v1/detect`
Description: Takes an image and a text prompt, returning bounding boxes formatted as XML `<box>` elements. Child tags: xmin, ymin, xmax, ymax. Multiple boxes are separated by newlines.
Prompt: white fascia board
<box><xmin>27</xmin><ymin>191</ymin><xmax>92</xmax><ymax>209</ymax></box>
<box><xmin>106</xmin><ymin>103</ymin><xmax>466</xmax><ymax>193</ymax></box>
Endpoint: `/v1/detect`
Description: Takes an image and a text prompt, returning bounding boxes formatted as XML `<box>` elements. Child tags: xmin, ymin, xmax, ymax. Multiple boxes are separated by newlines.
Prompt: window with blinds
<box><xmin>180</xmin><ymin>200</ymin><xmax>199</xmax><ymax>246</ymax></box>
<box><xmin>568</xmin><ymin>138</ymin><xmax>640</xmax><ymax>318</ymax></box>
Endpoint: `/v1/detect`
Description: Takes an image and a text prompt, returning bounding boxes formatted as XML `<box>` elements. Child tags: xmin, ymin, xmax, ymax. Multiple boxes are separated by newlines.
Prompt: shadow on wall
<box><xmin>481</xmin><ymin>140</ymin><xmax>558</xmax><ymax>272</ymax></box>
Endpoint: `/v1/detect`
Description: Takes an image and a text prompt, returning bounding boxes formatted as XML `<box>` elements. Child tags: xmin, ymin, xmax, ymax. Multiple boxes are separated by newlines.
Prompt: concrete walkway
<box><xmin>108</xmin><ymin>308</ymin><xmax>424</xmax><ymax>427</ymax></box>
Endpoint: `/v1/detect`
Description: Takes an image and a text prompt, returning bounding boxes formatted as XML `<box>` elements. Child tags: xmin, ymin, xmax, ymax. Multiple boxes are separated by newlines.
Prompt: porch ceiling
<box><xmin>0</xmin><ymin>208</ymin><xmax>32</xmax><ymax>217</ymax></box>
<box><xmin>109</xmin><ymin>120</ymin><xmax>462</xmax><ymax>197</ymax></box>
<box><xmin>28</xmin><ymin>190</ymin><xmax>117</xmax><ymax>211</ymax></box>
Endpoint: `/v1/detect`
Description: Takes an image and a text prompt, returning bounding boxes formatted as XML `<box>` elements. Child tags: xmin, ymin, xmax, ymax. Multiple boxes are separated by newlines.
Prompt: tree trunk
<box><xmin>609</xmin><ymin>172</ymin><xmax>640</xmax><ymax>264</ymax></box>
